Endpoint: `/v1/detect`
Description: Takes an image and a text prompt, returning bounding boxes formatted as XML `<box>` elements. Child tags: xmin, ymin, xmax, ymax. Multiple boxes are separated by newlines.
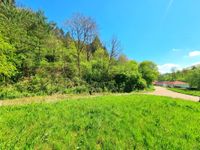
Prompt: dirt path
<box><xmin>148</xmin><ymin>86</ymin><xmax>199</xmax><ymax>102</ymax></box>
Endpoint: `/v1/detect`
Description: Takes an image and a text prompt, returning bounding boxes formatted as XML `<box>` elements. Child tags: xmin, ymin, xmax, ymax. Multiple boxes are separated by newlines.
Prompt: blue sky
<box><xmin>16</xmin><ymin>0</ymin><xmax>200</xmax><ymax>73</ymax></box>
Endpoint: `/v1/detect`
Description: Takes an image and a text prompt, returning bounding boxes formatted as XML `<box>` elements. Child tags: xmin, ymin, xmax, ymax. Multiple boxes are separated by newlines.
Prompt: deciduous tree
<box><xmin>139</xmin><ymin>61</ymin><xmax>159</xmax><ymax>86</ymax></box>
<box><xmin>65</xmin><ymin>14</ymin><xmax>97</xmax><ymax>76</ymax></box>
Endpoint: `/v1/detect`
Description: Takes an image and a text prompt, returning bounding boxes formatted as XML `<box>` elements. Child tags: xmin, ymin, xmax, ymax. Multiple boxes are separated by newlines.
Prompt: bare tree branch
<box><xmin>107</xmin><ymin>36</ymin><xmax>122</xmax><ymax>73</ymax></box>
<box><xmin>65</xmin><ymin>13</ymin><xmax>97</xmax><ymax>76</ymax></box>
<box><xmin>110</xmin><ymin>36</ymin><xmax>121</xmax><ymax>59</ymax></box>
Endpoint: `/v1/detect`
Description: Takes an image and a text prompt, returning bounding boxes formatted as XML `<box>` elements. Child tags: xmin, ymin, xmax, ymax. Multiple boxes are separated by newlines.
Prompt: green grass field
<box><xmin>0</xmin><ymin>94</ymin><xmax>200</xmax><ymax>149</ymax></box>
<box><xmin>169</xmin><ymin>88</ymin><xmax>200</xmax><ymax>97</ymax></box>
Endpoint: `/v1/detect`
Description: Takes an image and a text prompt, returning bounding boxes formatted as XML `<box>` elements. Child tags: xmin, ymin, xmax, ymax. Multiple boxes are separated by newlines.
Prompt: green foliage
<box><xmin>158</xmin><ymin>66</ymin><xmax>200</xmax><ymax>90</ymax></box>
<box><xmin>0</xmin><ymin>95</ymin><xmax>200</xmax><ymax>149</ymax></box>
<box><xmin>0</xmin><ymin>0</ymin><xmax>15</xmax><ymax>6</ymax></box>
<box><xmin>63</xmin><ymin>85</ymin><xmax>89</xmax><ymax>94</ymax></box>
<box><xmin>187</xmin><ymin>68</ymin><xmax>200</xmax><ymax>90</ymax></box>
<box><xmin>0</xmin><ymin>36</ymin><xmax>16</xmax><ymax>80</ymax></box>
<box><xmin>139</xmin><ymin>61</ymin><xmax>159</xmax><ymax>86</ymax></box>
<box><xmin>111</xmin><ymin>60</ymin><xmax>147</xmax><ymax>92</ymax></box>
<box><xmin>0</xmin><ymin>3</ymin><xmax>158</xmax><ymax>99</ymax></box>
<box><xmin>89</xmin><ymin>36</ymin><xmax>104</xmax><ymax>54</ymax></box>
<box><xmin>113</xmin><ymin>74</ymin><xmax>146</xmax><ymax>92</ymax></box>
<box><xmin>158</xmin><ymin>67</ymin><xmax>199</xmax><ymax>82</ymax></box>
<box><xmin>0</xmin><ymin>85</ymin><xmax>35</xmax><ymax>100</ymax></box>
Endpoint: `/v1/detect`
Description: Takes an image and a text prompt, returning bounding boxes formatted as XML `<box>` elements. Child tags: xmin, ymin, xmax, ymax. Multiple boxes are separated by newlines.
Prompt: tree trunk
<box><xmin>77</xmin><ymin>51</ymin><xmax>81</xmax><ymax>77</ymax></box>
<box><xmin>86</xmin><ymin>50</ymin><xmax>90</xmax><ymax>62</ymax></box>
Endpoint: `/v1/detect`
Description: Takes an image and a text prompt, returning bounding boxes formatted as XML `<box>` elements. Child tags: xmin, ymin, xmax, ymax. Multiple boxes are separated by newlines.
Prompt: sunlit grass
<box><xmin>0</xmin><ymin>94</ymin><xmax>200</xmax><ymax>149</ymax></box>
<box><xmin>169</xmin><ymin>88</ymin><xmax>200</xmax><ymax>97</ymax></box>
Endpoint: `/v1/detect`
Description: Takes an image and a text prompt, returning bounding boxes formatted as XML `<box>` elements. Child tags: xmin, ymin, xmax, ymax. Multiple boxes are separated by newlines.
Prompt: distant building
<box><xmin>154</xmin><ymin>81</ymin><xmax>190</xmax><ymax>89</ymax></box>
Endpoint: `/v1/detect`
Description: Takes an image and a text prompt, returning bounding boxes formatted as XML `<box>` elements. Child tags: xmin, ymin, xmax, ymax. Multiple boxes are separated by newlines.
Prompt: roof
<box><xmin>155</xmin><ymin>81</ymin><xmax>189</xmax><ymax>85</ymax></box>
<box><xmin>172</xmin><ymin>81</ymin><xmax>189</xmax><ymax>85</ymax></box>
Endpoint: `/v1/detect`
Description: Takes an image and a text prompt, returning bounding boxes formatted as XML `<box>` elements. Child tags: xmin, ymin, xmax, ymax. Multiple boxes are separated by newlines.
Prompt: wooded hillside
<box><xmin>0</xmin><ymin>1</ymin><xmax>159</xmax><ymax>99</ymax></box>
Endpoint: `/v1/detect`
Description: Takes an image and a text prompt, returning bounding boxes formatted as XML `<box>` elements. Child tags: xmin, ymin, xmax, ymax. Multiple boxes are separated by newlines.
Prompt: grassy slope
<box><xmin>0</xmin><ymin>95</ymin><xmax>200</xmax><ymax>149</ymax></box>
<box><xmin>169</xmin><ymin>88</ymin><xmax>200</xmax><ymax>97</ymax></box>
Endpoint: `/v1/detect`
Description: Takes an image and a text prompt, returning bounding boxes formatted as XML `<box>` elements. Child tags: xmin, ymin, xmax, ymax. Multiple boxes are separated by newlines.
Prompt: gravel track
<box><xmin>148</xmin><ymin>86</ymin><xmax>199</xmax><ymax>102</ymax></box>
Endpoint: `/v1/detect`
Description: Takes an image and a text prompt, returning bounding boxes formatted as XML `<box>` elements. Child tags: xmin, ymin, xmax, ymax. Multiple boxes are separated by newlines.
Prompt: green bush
<box><xmin>0</xmin><ymin>86</ymin><xmax>34</xmax><ymax>100</ymax></box>
<box><xmin>73</xmin><ymin>85</ymin><xmax>89</xmax><ymax>94</ymax></box>
<box><xmin>114</xmin><ymin>73</ymin><xmax>147</xmax><ymax>93</ymax></box>
<box><xmin>135</xmin><ymin>77</ymin><xmax>147</xmax><ymax>90</ymax></box>
<box><xmin>63</xmin><ymin>85</ymin><xmax>89</xmax><ymax>94</ymax></box>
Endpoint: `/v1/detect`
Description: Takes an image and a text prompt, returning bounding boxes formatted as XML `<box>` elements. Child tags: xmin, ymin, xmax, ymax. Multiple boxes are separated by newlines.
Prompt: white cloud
<box><xmin>158</xmin><ymin>61</ymin><xmax>200</xmax><ymax>74</ymax></box>
<box><xmin>158</xmin><ymin>63</ymin><xmax>182</xmax><ymax>74</ymax></box>
<box><xmin>189</xmin><ymin>51</ymin><xmax>200</xmax><ymax>57</ymax></box>
<box><xmin>191</xmin><ymin>62</ymin><xmax>200</xmax><ymax>66</ymax></box>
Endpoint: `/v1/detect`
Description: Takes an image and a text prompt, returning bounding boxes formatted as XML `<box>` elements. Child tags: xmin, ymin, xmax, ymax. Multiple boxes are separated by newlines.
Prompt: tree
<box><xmin>187</xmin><ymin>68</ymin><xmax>200</xmax><ymax>90</ymax></box>
<box><xmin>90</xmin><ymin>36</ymin><xmax>103</xmax><ymax>53</ymax></box>
<box><xmin>82</xmin><ymin>48</ymin><xmax>110</xmax><ymax>92</ymax></box>
<box><xmin>0</xmin><ymin>0</ymin><xmax>15</xmax><ymax>6</ymax></box>
<box><xmin>0</xmin><ymin>36</ymin><xmax>16</xmax><ymax>81</ymax></box>
<box><xmin>118</xmin><ymin>54</ymin><xmax>128</xmax><ymax>64</ymax></box>
<box><xmin>65</xmin><ymin>14</ymin><xmax>97</xmax><ymax>77</ymax></box>
<box><xmin>0</xmin><ymin>2</ymin><xmax>161</xmax><ymax>98</ymax></box>
<box><xmin>107</xmin><ymin>36</ymin><xmax>121</xmax><ymax>73</ymax></box>
<box><xmin>171</xmin><ymin>67</ymin><xmax>177</xmax><ymax>81</ymax></box>
<box><xmin>139</xmin><ymin>61</ymin><xmax>159</xmax><ymax>86</ymax></box>
<box><xmin>112</xmin><ymin>60</ymin><xmax>146</xmax><ymax>92</ymax></box>
<box><xmin>64</xmin><ymin>32</ymin><xmax>73</xmax><ymax>48</ymax></box>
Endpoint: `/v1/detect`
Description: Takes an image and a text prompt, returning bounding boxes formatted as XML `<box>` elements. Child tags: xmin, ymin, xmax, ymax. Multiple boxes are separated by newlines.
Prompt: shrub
<box><xmin>0</xmin><ymin>86</ymin><xmax>34</xmax><ymax>100</ymax></box>
<box><xmin>63</xmin><ymin>85</ymin><xmax>89</xmax><ymax>94</ymax></box>
<box><xmin>114</xmin><ymin>73</ymin><xmax>147</xmax><ymax>93</ymax></box>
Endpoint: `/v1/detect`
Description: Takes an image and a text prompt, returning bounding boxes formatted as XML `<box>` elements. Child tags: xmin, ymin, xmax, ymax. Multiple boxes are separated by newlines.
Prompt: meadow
<box><xmin>0</xmin><ymin>94</ymin><xmax>200</xmax><ymax>149</ymax></box>
<box><xmin>169</xmin><ymin>88</ymin><xmax>200</xmax><ymax>97</ymax></box>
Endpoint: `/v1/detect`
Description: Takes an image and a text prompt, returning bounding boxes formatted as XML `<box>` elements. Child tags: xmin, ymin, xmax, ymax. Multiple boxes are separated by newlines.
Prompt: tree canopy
<box><xmin>139</xmin><ymin>61</ymin><xmax>159</xmax><ymax>86</ymax></box>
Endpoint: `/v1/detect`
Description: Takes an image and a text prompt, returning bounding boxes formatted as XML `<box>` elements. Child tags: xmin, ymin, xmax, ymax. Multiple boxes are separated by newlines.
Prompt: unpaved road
<box><xmin>148</xmin><ymin>86</ymin><xmax>199</xmax><ymax>102</ymax></box>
